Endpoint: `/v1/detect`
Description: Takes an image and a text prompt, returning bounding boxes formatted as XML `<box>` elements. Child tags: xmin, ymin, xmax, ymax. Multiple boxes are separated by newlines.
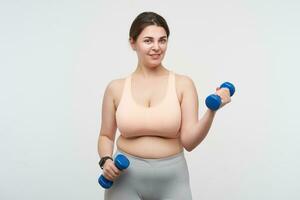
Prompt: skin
<box><xmin>98</xmin><ymin>25</ymin><xmax>232</xmax><ymax>181</ymax></box>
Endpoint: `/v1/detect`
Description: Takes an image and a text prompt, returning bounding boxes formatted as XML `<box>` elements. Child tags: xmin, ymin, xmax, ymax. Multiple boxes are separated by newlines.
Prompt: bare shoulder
<box><xmin>106</xmin><ymin>77</ymin><xmax>125</xmax><ymax>92</ymax></box>
<box><xmin>174</xmin><ymin>72</ymin><xmax>196</xmax><ymax>91</ymax></box>
<box><xmin>173</xmin><ymin>72</ymin><xmax>197</xmax><ymax>103</ymax></box>
<box><xmin>105</xmin><ymin>77</ymin><xmax>127</xmax><ymax>108</ymax></box>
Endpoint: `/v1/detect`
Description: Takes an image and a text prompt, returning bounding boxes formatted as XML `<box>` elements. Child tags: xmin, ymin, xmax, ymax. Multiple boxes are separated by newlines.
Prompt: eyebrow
<box><xmin>143</xmin><ymin>36</ymin><xmax>167</xmax><ymax>39</ymax></box>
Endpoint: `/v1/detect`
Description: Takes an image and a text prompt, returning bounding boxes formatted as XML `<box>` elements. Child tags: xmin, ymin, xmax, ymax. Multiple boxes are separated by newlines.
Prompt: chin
<box><xmin>149</xmin><ymin>60</ymin><xmax>163</xmax><ymax>67</ymax></box>
<box><xmin>148</xmin><ymin>63</ymin><xmax>161</xmax><ymax>68</ymax></box>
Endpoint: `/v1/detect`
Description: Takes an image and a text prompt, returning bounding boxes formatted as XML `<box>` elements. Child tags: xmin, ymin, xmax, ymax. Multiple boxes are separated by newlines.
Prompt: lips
<box><xmin>149</xmin><ymin>54</ymin><xmax>161</xmax><ymax>59</ymax></box>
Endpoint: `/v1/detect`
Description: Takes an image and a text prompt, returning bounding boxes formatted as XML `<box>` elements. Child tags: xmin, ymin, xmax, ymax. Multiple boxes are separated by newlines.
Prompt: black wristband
<box><xmin>99</xmin><ymin>156</ymin><xmax>113</xmax><ymax>169</ymax></box>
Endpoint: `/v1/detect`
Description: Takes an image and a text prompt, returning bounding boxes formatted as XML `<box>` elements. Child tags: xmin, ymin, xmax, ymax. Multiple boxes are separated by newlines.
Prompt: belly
<box><xmin>116</xmin><ymin>135</ymin><xmax>184</xmax><ymax>159</ymax></box>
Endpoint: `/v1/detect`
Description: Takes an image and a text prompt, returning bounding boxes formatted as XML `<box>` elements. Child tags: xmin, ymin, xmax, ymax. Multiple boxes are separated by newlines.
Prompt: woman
<box><xmin>98</xmin><ymin>11</ymin><xmax>231</xmax><ymax>200</ymax></box>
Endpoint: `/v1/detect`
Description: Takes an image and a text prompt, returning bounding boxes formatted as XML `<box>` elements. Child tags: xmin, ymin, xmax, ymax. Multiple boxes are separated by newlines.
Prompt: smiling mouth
<box><xmin>149</xmin><ymin>54</ymin><xmax>161</xmax><ymax>59</ymax></box>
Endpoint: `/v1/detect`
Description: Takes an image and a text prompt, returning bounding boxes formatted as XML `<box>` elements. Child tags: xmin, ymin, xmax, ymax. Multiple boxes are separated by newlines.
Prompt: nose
<box><xmin>152</xmin><ymin>41</ymin><xmax>160</xmax><ymax>51</ymax></box>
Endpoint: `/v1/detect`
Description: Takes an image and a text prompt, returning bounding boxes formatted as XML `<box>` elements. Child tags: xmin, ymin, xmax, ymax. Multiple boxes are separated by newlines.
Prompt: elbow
<box><xmin>183</xmin><ymin>142</ymin><xmax>196</xmax><ymax>152</ymax></box>
<box><xmin>184</xmin><ymin>146</ymin><xmax>194</xmax><ymax>152</ymax></box>
<box><xmin>180</xmin><ymin>134</ymin><xmax>195</xmax><ymax>152</ymax></box>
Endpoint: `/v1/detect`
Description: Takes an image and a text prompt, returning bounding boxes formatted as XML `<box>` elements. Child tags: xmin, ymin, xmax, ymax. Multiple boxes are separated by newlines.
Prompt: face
<box><xmin>130</xmin><ymin>25</ymin><xmax>168</xmax><ymax>68</ymax></box>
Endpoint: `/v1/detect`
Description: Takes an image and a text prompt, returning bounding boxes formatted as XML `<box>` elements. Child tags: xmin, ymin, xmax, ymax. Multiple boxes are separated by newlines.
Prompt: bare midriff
<box><xmin>116</xmin><ymin>134</ymin><xmax>184</xmax><ymax>159</ymax></box>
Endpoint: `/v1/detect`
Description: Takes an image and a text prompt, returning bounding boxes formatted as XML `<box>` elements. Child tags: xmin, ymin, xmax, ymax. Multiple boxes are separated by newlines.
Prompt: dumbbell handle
<box><xmin>98</xmin><ymin>154</ymin><xmax>130</xmax><ymax>189</ymax></box>
<box><xmin>205</xmin><ymin>82</ymin><xmax>235</xmax><ymax>111</ymax></box>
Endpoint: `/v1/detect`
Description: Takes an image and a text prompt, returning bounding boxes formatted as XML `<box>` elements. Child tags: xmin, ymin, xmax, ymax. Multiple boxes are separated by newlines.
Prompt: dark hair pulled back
<box><xmin>129</xmin><ymin>12</ymin><xmax>170</xmax><ymax>42</ymax></box>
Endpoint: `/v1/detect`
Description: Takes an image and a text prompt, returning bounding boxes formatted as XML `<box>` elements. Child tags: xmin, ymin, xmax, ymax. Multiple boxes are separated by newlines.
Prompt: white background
<box><xmin>1</xmin><ymin>0</ymin><xmax>299</xmax><ymax>199</ymax></box>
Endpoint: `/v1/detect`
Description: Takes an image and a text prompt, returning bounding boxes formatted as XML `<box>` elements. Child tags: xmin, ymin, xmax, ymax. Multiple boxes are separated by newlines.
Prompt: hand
<box><xmin>102</xmin><ymin>159</ymin><xmax>121</xmax><ymax>181</ymax></box>
<box><xmin>215</xmin><ymin>87</ymin><xmax>232</xmax><ymax>109</ymax></box>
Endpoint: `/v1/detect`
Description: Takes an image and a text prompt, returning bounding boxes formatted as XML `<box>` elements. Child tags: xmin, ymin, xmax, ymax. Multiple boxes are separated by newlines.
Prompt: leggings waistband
<box><xmin>114</xmin><ymin>148</ymin><xmax>186</xmax><ymax>167</ymax></box>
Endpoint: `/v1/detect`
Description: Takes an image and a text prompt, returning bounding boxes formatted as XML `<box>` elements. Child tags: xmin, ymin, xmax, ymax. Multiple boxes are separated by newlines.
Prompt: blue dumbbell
<box><xmin>98</xmin><ymin>154</ymin><xmax>130</xmax><ymax>189</ymax></box>
<box><xmin>205</xmin><ymin>82</ymin><xmax>235</xmax><ymax>111</ymax></box>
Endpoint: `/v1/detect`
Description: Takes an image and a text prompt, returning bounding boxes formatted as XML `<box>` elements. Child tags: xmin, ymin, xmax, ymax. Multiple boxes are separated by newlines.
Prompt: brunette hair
<box><xmin>129</xmin><ymin>11</ymin><xmax>170</xmax><ymax>42</ymax></box>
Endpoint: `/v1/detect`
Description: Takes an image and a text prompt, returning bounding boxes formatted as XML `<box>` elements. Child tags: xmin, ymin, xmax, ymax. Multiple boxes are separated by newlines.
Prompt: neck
<box><xmin>133</xmin><ymin>63</ymin><xmax>169</xmax><ymax>78</ymax></box>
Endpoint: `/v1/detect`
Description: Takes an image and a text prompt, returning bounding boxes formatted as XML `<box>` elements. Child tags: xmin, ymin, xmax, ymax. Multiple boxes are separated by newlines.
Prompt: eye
<box><xmin>144</xmin><ymin>39</ymin><xmax>151</xmax><ymax>44</ymax></box>
<box><xmin>160</xmin><ymin>39</ymin><xmax>167</xmax><ymax>44</ymax></box>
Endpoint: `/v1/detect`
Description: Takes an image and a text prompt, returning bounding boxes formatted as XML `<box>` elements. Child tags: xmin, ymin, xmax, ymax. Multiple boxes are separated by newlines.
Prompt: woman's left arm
<box><xmin>179</xmin><ymin>75</ymin><xmax>231</xmax><ymax>152</ymax></box>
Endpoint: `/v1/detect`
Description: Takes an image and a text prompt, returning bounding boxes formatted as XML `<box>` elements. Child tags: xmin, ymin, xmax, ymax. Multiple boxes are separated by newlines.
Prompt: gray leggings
<box><xmin>104</xmin><ymin>149</ymin><xmax>193</xmax><ymax>200</ymax></box>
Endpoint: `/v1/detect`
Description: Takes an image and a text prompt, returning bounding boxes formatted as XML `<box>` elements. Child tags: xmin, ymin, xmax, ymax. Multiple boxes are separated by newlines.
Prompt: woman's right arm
<box><xmin>97</xmin><ymin>80</ymin><xmax>121</xmax><ymax>180</ymax></box>
<box><xmin>97</xmin><ymin>80</ymin><xmax>117</xmax><ymax>159</ymax></box>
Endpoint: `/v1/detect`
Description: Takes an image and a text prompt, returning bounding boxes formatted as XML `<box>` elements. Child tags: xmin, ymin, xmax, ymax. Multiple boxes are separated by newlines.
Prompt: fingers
<box><xmin>103</xmin><ymin>169</ymin><xmax>119</xmax><ymax>181</ymax></box>
<box><xmin>215</xmin><ymin>88</ymin><xmax>231</xmax><ymax>108</ymax></box>
<box><xmin>214</xmin><ymin>86</ymin><xmax>232</xmax><ymax>109</ymax></box>
<box><xmin>102</xmin><ymin>161</ymin><xmax>121</xmax><ymax>181</ymax></box>
<box><xmin>216</xmin><ymin>88</ymin><xmax>230</xmax><ymax>98</ymax></box>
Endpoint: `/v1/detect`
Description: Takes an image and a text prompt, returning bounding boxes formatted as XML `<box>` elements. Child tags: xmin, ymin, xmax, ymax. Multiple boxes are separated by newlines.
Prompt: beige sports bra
<box><xmin>116</xmin><ymin>71</ymin><xmax>181</xmax><ymax>138</ymax></box>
